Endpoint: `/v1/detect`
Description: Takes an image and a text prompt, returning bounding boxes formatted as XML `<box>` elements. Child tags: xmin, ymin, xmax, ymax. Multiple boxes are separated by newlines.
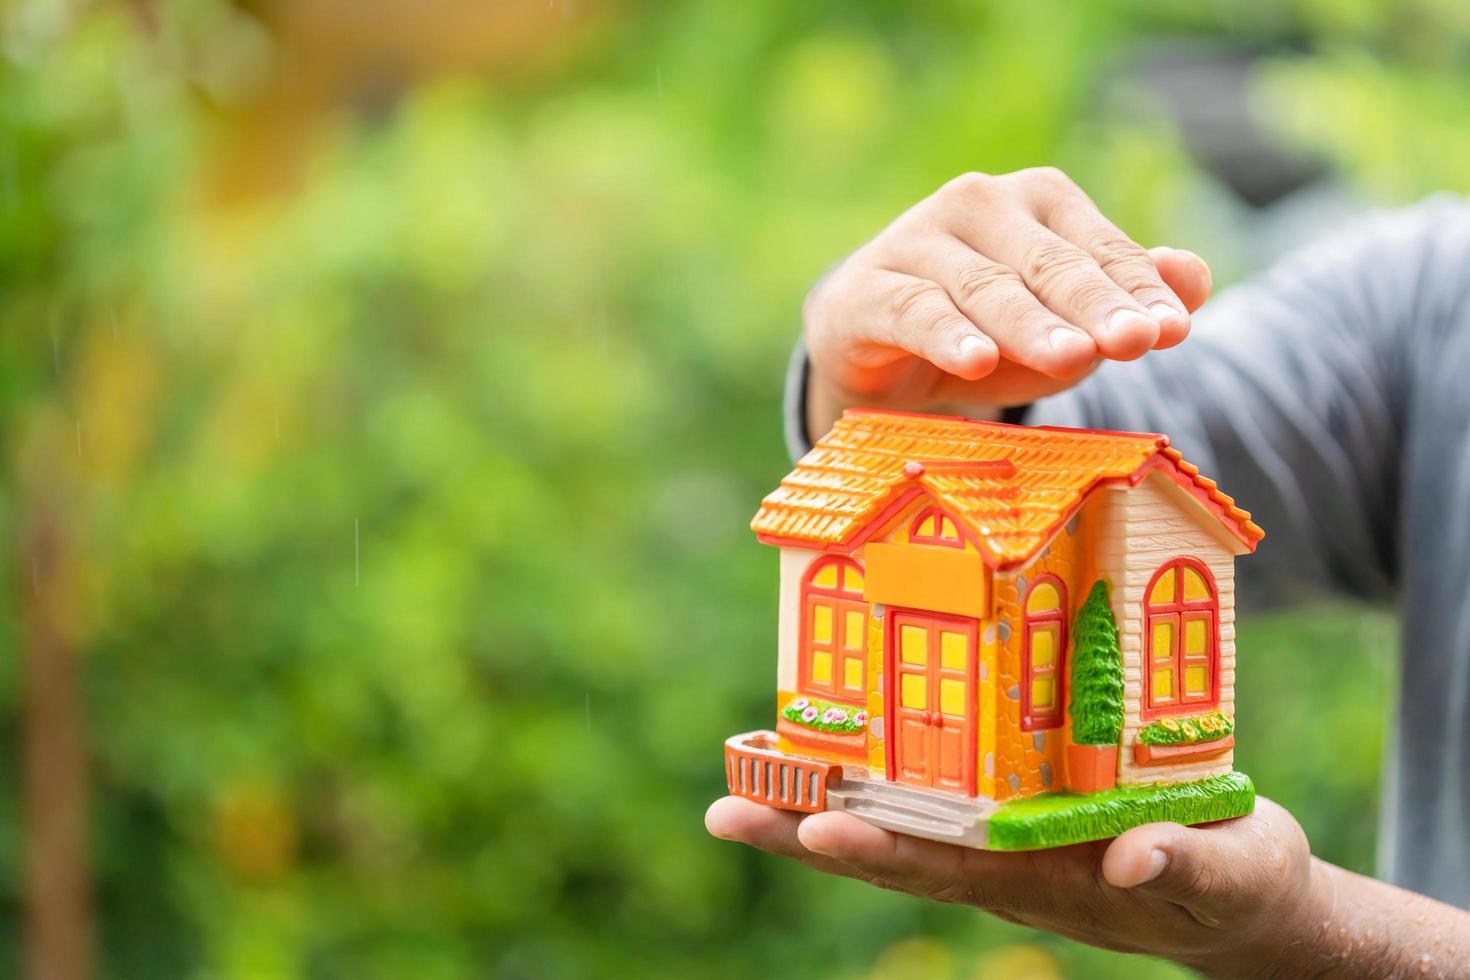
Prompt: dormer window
<box><xmin>910</xmin><ymin>507</ymin><xmax>964</xmax><ymax>547</ymax></box>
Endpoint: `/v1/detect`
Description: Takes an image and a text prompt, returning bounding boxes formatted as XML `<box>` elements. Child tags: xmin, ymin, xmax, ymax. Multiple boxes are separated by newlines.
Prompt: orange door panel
<box><xmin>887</xmin><ymin>611</ymin><xmax>977</xmax><ymax>795</ymax></box>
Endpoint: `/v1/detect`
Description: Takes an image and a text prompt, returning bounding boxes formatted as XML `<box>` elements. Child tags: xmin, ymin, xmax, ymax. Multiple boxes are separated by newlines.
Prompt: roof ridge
<box><xmin>843</xmin><ymin>407</ymin><xmax>1168</xmax><ymax>444</ymax></box>
<box><xmin>754</xmin><ymin>411</ymin><xmax>1261</xmax><ymax>562</ymax></box>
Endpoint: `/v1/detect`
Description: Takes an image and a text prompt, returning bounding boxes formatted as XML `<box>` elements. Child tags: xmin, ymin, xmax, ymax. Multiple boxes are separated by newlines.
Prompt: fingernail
<box><xmin>1148</xmin><ymin>302</ymin><xmax>1184</xmax><ymax>322</ymax></box>
<box><xmin>957</xmin><ymin>334</ymin><xmax>987</xmax><ymax>358</ymax></box>
<box><xmin>1137</xmin><ymin>848</ymin><xmax>1168</xmax><ymax>885</ymax></box>
<box><xmin>1048</xmin><ymin>325</ymin><xmax>1091</xmax><ymax>354</ymax></box>
<box><xmin>1102</xmin><ymin>308</ymin><xmax>1156</xmax><ymax>336</ymax></box>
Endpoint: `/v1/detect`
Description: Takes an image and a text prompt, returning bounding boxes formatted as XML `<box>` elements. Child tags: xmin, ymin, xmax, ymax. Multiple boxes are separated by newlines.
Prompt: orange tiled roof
<box><xmin>751</xmin><ymin>409</ymin><xmax>1263</xmax><ymax>568</ymax></box>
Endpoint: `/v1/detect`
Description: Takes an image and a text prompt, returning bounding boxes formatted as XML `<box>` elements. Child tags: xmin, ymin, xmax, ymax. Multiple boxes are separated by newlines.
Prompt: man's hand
<box><xmin>803</xmin><ymin>167</ymin><xmax>1213</xmax><ymax>434</ymax></box>
<box><xmin>707</xmin><ymin>795</ymin><xmax>1326</xmax><ymax>976</ymax></box>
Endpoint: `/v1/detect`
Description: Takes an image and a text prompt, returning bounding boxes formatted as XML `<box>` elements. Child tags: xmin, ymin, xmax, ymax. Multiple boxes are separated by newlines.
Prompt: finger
<box><xmin>959</xmin><ymin>210</ymin><xmax>1163</xmax><ymax>361</ymax></box>
<box><xmin>1149</xmin><ymin>246</ymin><xmax>1212</xmax><ymax>313</ymax></box>
<box><xmin>850</xmin><ymin>270</ymin><xmax>1002</xmax><ymax>381</ymax></box>
<box><xmin>1100</xmin><ymin>797</ymin><xmax>1305</xmax><ymax>924</ymax></box>
<box><xmin>1041</xmin><ymin>196</ymin><xmax>1191</xmax><ymax>349</ymax></box>
<box><xmin>797</xmin><ymin>811</ymin><xmax>1092</xmax><ymax>915</ymax></box>
<box><xmin>703</xmin><ymin>797</ymin><xmax>862</xmax><ymax>879</ymax></box>
<box><xmin>889</xmin><ymin>234</ymin><xmax>1097</xmax><ymax>380</ymax></box>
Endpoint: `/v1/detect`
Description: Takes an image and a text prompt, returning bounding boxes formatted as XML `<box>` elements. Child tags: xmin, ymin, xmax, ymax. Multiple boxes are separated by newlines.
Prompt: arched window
<box><xmin>910</xmin><ymin>507</ymin><xmax>964</xmax><ymax>547</ymax></box>
<box><xmin>800</xmin><ymin>557</ymin><xmax>867</xmax><ymax>703</ymax></box>
<box><xmin>1022</xmin><ymin>575</ymin><xmax>1067</xmax><ymax>730</ymax></box>
<box><xmin>1143</xmin><ymin>558</ymin><xmax>1218</xmax><ymax>716</ymax></box>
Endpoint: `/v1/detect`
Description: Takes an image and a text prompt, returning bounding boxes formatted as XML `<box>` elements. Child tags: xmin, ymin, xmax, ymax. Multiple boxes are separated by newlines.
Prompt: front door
<box><xmin>889</xmin><ymin>610</ymin><xmax>976</xmax><ymax>794</ymax></box>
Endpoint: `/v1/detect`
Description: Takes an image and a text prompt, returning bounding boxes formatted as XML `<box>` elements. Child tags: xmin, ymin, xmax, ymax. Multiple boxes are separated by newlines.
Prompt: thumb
<box><xmin>1101</xmin><ymin>823</ymin><xmax>1237</xmax><ymax>925</ymax></box>
<box><xmin>1100</xmin><ymin>798</ymin><xmax>1306</xmax><ymax>925</ymax></box>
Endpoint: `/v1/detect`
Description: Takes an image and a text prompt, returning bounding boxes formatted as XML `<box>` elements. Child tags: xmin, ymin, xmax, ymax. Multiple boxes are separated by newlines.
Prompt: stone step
<box><xmin>826</xmin><ymin>781</ymin><xmax>994</xmax><ymax>848</ymax></box>
<box><xmin>831</xmin><ymin>795</ymin><xmax>976</xmax><ymax>843</ymax></box>
<box><xmin>835</xmin><ymin>777</ymin><xmax>996</xmax><ymax>818</ymax></box>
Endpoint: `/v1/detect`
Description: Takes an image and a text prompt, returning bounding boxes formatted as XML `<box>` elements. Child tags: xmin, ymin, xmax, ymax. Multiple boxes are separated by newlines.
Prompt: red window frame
<box><xmin>1141</xmin><ymin>557</ymin><xmax>1219</xmax><ymax>719</ymax></box>
<box><xmin>1021</xmin><ymin>574</ymin><xmax>1067</xmax><ymax>731</ymax></box>
<box><xmin>909</xmin><ymin>506</ymin><xmax>964</xmax><ymax>548</ymax></box>
<box><xmin>798</xmin><ymin>557</ymin><xmax>867</xmax><ymax>705</ymax></box>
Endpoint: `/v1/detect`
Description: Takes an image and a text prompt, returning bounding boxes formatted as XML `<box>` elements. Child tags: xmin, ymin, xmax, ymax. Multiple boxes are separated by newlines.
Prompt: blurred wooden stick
<box><xmin>22</xmin><ymin>506</ymin><xmax>92</xmax><ymax>980</ymax></box>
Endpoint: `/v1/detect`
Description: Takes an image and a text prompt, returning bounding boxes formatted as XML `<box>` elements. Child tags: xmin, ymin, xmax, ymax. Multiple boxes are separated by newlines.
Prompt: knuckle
<box><xmin>889</xmin><ymin>280</ymin><xmax>948</xmax><ymax>327</ymax></box>
<box><xmin>1067</xmin><ymin>278</ymin><xmax>1124</xmax><ymax>312</ymax></box>
<box><xmin>1088</xmin><ymin>233</ymin><xmax>1148</xmax><ymax>269</ymax></box>
<box><xmin>1086</xmin><ymin>235</ymin><xmax>1156</xmax><ymax>289</ymax></box>
<box><xmin>953</xmin><ymin>263</ymin><xmax>1022</xmax><ymax>307</ymax></box>
<box><xmin>1021</xmin><ymin>240</ymin><xmax>1098</xmax><ymax>300</ymax></box>
<box><xmin>994</xmin><ymin>291</ymin><xmax>1042</xmax><ymax>328</ymax></box>
<box><xmin>1019</xmin><ymin>165</ymin><xmax>1074</xmax><ymax>192</ymax></box>
<box><xmin>942</xmin><ymin>170</ymin><xmax>999</xmax><ymax>205</ymax></box>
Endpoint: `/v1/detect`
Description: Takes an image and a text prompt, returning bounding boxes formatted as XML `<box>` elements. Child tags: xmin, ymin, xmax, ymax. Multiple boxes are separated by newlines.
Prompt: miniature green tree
<box><xmin>1068</xmin><ymin>580</ymin><xmax>1125</xmax><ymax>745</ymax></box>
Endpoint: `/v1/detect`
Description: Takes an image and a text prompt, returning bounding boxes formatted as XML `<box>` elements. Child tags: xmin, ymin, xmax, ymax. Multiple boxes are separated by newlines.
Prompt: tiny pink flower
<box><xmin>853</xmin><ymin>711</ymin><xmax>868</xmax><ymax>727</ymax></box>
<box><xmin>823</xmin><ymin>708</ymin><xmax>848</xmax><ymax>724</ymax></box>
<box><xmin>800</xmin><ymin>706</ymin><xmax>819</xmax><ymax>723</ymax></box>
<box><xmin>789</xmin><ymin>698</ymin><xmax>810</xmax><ymax>712</ymax></box>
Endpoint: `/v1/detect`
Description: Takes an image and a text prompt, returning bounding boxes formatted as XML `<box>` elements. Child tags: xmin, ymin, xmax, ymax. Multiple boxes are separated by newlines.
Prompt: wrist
<box><xmin>1251</xmin><ymin>858</ymin><xmax>1340</xmax><ymax>977</ymax></box>
<box><xmin>1184</xmin><ymin>858</ymin><xmax>1337</xmax><ymax>979</ymax></box>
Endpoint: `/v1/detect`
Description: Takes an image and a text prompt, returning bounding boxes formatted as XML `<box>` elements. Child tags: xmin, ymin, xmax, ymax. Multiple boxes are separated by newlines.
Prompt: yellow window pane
<box><xmin>940</xmin><ymin>517</ymin><xmax>959</xmax><ymax>540</ymax></box>
<box><xmin>812</xmin><ymin>563</ymin><xmax>839</xmax><ymax>589</ymax></box>
<box><xmin>844</xmin><ymin>657</ymin><xmax>864</xmax><ymax>691</ymax></box>
<box><xmin>1151</xmin><ymin>620</ymin><xmax>1174</xmax><ymax>661</ymax></box>
<box><xmin>1183</xmin><ymin>567</ymin><xmax>1211</xmax><ymax>602</ymax></box>
<box><xmin>940</xmin><ymin>678</ymin><xmax>966</xmax><ymax>715</ymax></box>
<box><xmin>1184</xmin><ymin>665</ymin><xmax>1208</xmax><ymax>697</ymax></box>
<box><xmin>1152</xmin><ymin>667</ymin><xmax>1173</xmax><ymax>700</ymax></box>
<box><xmin>1030</xmin><ymin>626</ymin><xmax>1056</xmax><ymax>667</ymax></box>
<box><xmin>811</xmin><ymin>651</ymin><xmax>832</xmax><ymax>685</ymax></box>
<box><xmin>1031</xmin><ymin>676</ymin><xmax>1055</xmax><ymax>710</ymax></box>
<box><xmin>916</xmin><ymin>515</ymin><xmax>935</xmax><ymax>537</ymax></box>
<box><xmin>940</xmin><ymin>631</ymin><xmax>968</xmax><ymax>670</ymax></box>
<box><xmin>845</xmin><ymin>611</ymin><xmax>866</xmax><ymax>650</ymax></box>
<box><xmin>1184</xmin><ymin>618</ymin><xmax>1207</xmax><ymax>655</ymax></box>
<box><xmin>901</xmin><ymin>672</ymin><xmax>927</xmax><ymax>709</ymax></box>
<box><xmin>1026</xmin><ymin>582</ymin><xmax>1060</xmax><ymax>614</ymax></box>
<box><xmin>843</xmin><ymin>566</ymin><xmax>864</xmax><ymax>592</ymax></box>
<box><xmin>900</xmin><ymin>625</ymin><xmax>928</xmax><ymax>665</ymax></box>
<box><xmin>1149</xmin><ymin>569</ymin><xmax>1176</xmax><ymax>605</ymax></box>
<box><xmin>812</xmin><ymin>605</ymin><xmax>833</xmax><ymax>644</ymax></box>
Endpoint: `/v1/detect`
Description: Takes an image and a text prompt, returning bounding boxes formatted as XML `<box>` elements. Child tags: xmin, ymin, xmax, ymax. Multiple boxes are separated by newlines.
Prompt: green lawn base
<box><xmin>987</xmin><ymin>771</ymin><xmax>1255</xmax><ymax>851</ymax></box>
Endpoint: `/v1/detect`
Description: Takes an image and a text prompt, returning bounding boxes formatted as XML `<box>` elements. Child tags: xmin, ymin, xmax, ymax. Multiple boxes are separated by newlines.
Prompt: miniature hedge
<box><xmin>781</xmin><ymin>697</ymin><xmax>867</xmax><ymax>734</ymax></box>
<box><xmin>988</xmin><ymin>771</ymin><xmax>1256</xmax><ymax>850</ymax></box>
<box><xmin>1068</xmin><ymin>580</ymin><xmax>1124</xmax><ymax>745</ymax></box>
<box><xmin>1138</xmin><ymin>709</ymin><xmax>1234</xmax><ymax>745</ymax></box>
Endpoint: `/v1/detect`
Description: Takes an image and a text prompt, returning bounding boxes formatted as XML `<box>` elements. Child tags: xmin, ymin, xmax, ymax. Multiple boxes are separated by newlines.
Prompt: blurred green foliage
<box><xmin>0</xmin><ymin>0</ymin><xmax>1446</xmax><ymax>975</ymax></box>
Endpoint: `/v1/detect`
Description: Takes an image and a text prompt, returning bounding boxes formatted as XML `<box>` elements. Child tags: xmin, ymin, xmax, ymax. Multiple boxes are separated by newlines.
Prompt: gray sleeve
<box><xmin>784</xmin><ymin>195</ymin><xmax>1470</xmax><ymax>607</ymax></box>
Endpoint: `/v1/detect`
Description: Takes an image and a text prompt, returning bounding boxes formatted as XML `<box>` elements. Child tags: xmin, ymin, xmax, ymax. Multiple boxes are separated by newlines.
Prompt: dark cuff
<box><xmin>783</xmin><ymin>336</ymin><xmax>814</xmax><ymax>462</ymax></box>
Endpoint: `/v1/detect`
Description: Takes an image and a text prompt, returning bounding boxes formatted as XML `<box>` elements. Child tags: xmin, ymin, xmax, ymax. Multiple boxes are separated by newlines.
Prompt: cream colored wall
<box><xmin>1091</xmin><ymin>472</ymin><xmax>1240</xmax><ymax>787</ymax></box>
<box><xmin>776</xmin><ymin>547</ymin><xmax>818</xmax><ymax>692</ymax></box>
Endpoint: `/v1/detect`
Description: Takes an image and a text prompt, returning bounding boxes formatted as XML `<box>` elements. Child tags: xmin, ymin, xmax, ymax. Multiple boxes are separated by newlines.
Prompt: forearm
<box><xmin>1189</xmin><ymin>858</ymin><xmax>1470</xmax><ymax>979</ymax></box>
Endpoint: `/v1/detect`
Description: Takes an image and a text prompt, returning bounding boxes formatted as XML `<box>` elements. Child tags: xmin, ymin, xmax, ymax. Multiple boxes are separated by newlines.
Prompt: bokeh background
<box><xmin>2</xmin><ymin>0</ymin><xmax>1457</xmax><ymax>976</ymax></box>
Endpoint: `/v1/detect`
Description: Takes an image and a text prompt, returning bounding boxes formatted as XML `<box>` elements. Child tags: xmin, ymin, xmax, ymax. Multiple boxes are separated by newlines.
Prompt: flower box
<box><xmin>1133</xmin><ymin>735</ymin><xmax>1235</xmax><ymax>767</ymax></box>
<box><xmin>1137</xmin><ymin>709</ymin><xmax>1234</xmax><ymax>746</ymax></box>
<box><xmin>780</xmin><ymin>696</ymin><xmax>868</xmax><ymax>735</ymax></box>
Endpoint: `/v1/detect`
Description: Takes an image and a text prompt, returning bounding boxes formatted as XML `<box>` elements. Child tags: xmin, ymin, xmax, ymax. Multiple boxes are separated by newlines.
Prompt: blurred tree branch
<box><xmin>21</xmin><ymin>495</ymin><xmax>92</xmax><ymax>980</ymax></box>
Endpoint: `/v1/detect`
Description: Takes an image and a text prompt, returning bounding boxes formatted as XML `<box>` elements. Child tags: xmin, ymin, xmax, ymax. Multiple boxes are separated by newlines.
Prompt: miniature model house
<box><xmin>724</xmin><ymin>409</ymin><xmax>1262</xmax><ymax>850</ymax></box>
